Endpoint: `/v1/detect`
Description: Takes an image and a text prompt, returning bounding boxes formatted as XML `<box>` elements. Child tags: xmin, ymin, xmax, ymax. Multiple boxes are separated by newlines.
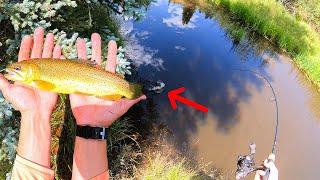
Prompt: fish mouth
<box><xmin>4</xmin><ymin>69</ymin><xmax>24</xmax><ymax>81</ymax></box>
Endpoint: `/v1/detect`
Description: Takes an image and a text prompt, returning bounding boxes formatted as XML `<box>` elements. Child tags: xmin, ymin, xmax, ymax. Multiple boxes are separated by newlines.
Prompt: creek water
<box><xmin>122</xmin><ymin>1</ymin><xmax>320</xmax><ymax>179</ymax></box>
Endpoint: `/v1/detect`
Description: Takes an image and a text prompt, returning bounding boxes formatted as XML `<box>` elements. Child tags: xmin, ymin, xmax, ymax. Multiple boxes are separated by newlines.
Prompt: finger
<box><xmin>52</xmin><ymin>45</ymin><xmax>62</xmax><ymax>58</ymax></box>
<box><xmin>269</xmin><ymin>164</ymin><xmax>279</xmax><ymax>180</ymax></box>
<box><xmin>139</xmin><ymin>95</ymin><xmax>147</xmax><ymax>100</ymax></box>
<box><xmin>123</xmin><ymin>95</ymin><xmax>147</xmax><ymax>107</ymax></box>
<box><xmin>18</xmin><ymin>35</ymin><xmax>33</xmax><ymax>61</ymax></box>
<box><xmin>91</xmin><ymin>33</ymin><xmax>102</xmax><ymax>66</ymax></box>
<box><xmin>264</xmin><ymin>159</ymin><xmax>278</xmax><ymax>172</ymax></box>
<box><xmin>77</xmin><ymin>39</ymin><xmax>87</xmax><ymax>59</ymax></box>
<box><xmin>31</xmin><ymin>27</ymin><xmax>44</xmax><ymax>58</ymax></box>
<box><xmin>268</xmin><ymin>153</ymin><xmax>276</xmax><ymax>162</ymax></box>
<box><xmin>254</xmin><ymin>171</ymin><xmax>262</xmax><ymax>180</ymax></box>
<box><xmin>42</xmin><ymin>33</ymin><xmax>54</xmax><ymax>58</ymax></box>
<box><xmin>106</xmin><ymin>40</ymin><xmax>117</xmax><ymax>73</ymax></box>
<box><xmin>0</xmin><ymin>74</ymin><xmax>11</xmax><ymax>96</ymax></box>
<box><xmin>258</xmin><ymin>170</ymin><xmax>266</xmax><ymax>176</ymax></box>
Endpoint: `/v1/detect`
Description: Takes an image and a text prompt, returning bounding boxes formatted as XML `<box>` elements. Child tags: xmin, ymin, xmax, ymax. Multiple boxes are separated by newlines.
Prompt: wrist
<box><xmin>21</xmin><ymin>110</ymin><xmax>51</xmax><ymax>125</ymax></box>
<box><xmin>75</xmin><ymin>119</ymin><xmax>110</xmax><ymax>128</ymax></box>
<box><xmin>76</xmin><ymin>125</ymin><xmax>108</xmax><ymax>140</ymax></box>
<box><xmin>18</xmin><ymin>110</ymin><xmax>52</xmax><ymax>168</ymax></box>
<box><xmin>73</xmin><ymin>136</ymin><xmax>108</xmax><ymax>179</ymax></box>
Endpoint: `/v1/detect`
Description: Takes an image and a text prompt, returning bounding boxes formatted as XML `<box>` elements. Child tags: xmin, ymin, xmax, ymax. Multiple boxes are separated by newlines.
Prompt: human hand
<box><xmin>70</xmin><ymin>34</ymin><xmax>146</xmax><ymax>127</ymax></box>
<box><xmin>254</xmin><ymin>154</ymin><xmax>278</xmax><ymax>180</ymax></box>
<box><xmin>0</xmin><ymin>27</ymin><xmax>62</xmax><ymax>119</ymax></box>
<box><xmin>0</xmin><ymin>27</ymin><xmax>63</xmax><ymax>167</ymax></box>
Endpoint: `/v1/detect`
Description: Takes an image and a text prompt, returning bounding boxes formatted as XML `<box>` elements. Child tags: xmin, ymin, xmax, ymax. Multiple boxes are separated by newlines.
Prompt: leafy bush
<box><xmin>0</xmin><ymin>92</ymin><xmax>19</xmax><ymax>178</ymax></box>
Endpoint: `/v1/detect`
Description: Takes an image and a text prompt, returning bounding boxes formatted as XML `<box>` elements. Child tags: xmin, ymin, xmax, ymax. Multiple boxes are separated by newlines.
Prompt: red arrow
<box><xmin>168</xmin><ymin>87</ymin><xmax>208</xmax><ymax>113</ymax></box>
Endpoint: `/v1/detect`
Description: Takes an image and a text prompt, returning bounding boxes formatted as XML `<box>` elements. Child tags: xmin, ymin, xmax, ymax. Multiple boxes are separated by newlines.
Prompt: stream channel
<box><xmin>122</xmin><ymin>1</ymin><xmax>320</xmax><ymax>179</ymax></box>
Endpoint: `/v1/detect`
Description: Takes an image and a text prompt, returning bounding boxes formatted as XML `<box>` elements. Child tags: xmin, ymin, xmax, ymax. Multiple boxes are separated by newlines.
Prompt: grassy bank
<box><xmin>281</xmin><ymin>0</ymin><xmax>320</xmax><ymax>32</ymax></box>
<box><xmin>135</xmin><ymin>149</ymin><xmax>220</xmax><ymax>180</ymax></box>
<box><xmin>208</xmin><ymin>0</ymin><xmax>320</xmax><ymax>89</ymax></box>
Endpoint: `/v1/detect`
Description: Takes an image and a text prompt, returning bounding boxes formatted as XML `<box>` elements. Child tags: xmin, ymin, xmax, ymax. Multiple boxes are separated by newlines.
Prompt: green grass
<box><xmin>208</xmin><ymin>0</ymin><xmax>320</xmax><ymax>89</ymax></box>
<box><xmin>134</xmin><ymin>149</ymin><xmax>220</xmax><ymax>180</ymax></box>
<box><xmin>135</xmin><ymin>152</ymin><xmax>199</xmax><ymax>180</ymax></box>
<box><xmin>226</xmin><ymin>24</ymin><xmax>246</xmax><ymax>42</ymax></box>
<box><xmin>284</xmin><ymin>0</ymin><xmax>320</xmax><ymax>31</ymax></box>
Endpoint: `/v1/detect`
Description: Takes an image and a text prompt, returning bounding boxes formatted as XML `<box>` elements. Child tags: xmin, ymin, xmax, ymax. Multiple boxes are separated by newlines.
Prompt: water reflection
<box><xmin>182</xmin><ymin>6</ymin><xmax>196</xmax><ymax>25</ymax></box>
<box><xmin>163</xmin><ymin>4</ymin><xmax>198</xmax><ymax>29</ymax></box>
<box><xmin>123</xmin><ymin>0</ymin><xmax>320</xmax><ymax>179</ymax></box>
<box><xmin>121</xmin><ymin>21</ymin><xmax>165</xmax><ymax>70</ymax></box>
<box><xmin>174</xmin><ymin>45</ymin><xmax>186</xmax><ymax>51</ymax></box>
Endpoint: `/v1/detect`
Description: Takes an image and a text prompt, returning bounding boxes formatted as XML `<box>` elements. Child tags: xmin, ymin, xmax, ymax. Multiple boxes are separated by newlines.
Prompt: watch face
<box><xmin>76</xmin><ymin>125</ymin><xmax>108</xmax><ymax>140</ymax></box>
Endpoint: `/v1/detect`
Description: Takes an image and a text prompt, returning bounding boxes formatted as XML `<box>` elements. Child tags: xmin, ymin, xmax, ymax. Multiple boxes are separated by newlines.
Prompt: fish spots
<box><xmin>18</xmin><ymin>59</ymin><xmax>140</xmax><ymax>99</ymax></box>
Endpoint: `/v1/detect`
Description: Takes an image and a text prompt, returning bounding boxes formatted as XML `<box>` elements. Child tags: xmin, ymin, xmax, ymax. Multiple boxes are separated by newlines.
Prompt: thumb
<box><xmin>0</xmin><ymin>74</ymin><xmax>11</xmax><ymax>96</ymax></box>
<box><xmin>122</xmin><ymin>95</ymin><xmax>147</xmax><ymax>109</ymax></box>
<box><xmin>264</xmin><ymin>153</ymin><xmax>276</xmax><ymax>169</ymax></box>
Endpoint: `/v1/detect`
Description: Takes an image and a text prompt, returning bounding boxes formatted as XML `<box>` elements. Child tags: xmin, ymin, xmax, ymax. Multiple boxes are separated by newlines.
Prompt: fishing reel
<box><xmin>235</xmin><ymin>143</ymin><xmax>265</xmax><ymax>179</ymax></box>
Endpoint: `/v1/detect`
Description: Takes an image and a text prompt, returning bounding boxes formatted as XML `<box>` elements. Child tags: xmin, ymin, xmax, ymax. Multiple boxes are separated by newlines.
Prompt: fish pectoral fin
<box><xmin>97</xmin><ymin>94</ymin><xmax>123</xmax><ymax>101</ymax></box>
<box><xmin>33</xmin><ymin>80</ymin><xmax>56</xmax><ymax>91</ymax></box>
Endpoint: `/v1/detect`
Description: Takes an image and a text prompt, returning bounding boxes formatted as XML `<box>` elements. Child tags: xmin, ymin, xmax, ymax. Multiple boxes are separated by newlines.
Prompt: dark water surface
<box><xmin>123</xmin><ymin>1</ymin><xmax>320</xmax><ymax>179</ymax></box>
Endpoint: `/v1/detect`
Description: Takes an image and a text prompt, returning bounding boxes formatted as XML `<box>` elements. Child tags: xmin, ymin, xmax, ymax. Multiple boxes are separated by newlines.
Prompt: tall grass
<box><xmin>135</xmin><ymin>150</ymin><xmax>219</xmax><ymax>180</ymax></box>
<box><xmin>210</xmin><ymin>0</ymin><xmax>320</xmax><ymax>89</ymax></box>
<box><xmin>286</xmin><ymin>0</ymin><xmax>320</xmax><ymax>31</ymax></box>
<box><xmin>137</xmin><ymin>154</ymin><xmax>196</xmax><ymax>180</ymax></box>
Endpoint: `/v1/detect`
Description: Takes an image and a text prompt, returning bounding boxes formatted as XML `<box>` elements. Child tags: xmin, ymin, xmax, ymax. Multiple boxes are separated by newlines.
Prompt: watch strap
<box><xmin>76</xmin><ymin>125</ymin><xmax>108</xmax><ymax>140</ymax></box>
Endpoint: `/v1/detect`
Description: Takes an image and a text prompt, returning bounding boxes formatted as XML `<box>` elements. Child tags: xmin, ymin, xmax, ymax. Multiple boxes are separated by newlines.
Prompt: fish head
<box><xmin>4</xmin><ymin>61</ymin><xmax>39</xmax><ymax>82</ymax></box>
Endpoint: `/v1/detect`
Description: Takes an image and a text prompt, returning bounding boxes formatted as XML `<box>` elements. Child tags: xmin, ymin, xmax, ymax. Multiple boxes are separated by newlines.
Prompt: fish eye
<box><xmin>13</xmin><ymin>66</ymin><xmax>21</xmax><ymax>71</ymax></box>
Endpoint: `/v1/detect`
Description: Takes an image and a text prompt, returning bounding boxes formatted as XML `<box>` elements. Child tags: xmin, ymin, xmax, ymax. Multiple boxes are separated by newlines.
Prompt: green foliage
<box><xmin>226</xmin><ymin>24</ymin><xmax>246</xmax><ymax>42</ymax></box>
<box><xmin>116</xmin><ymin>46</ymin><xmax>132</xmax><ymax>75</ymax></box>
<box><xmin>0</xmin><ymin>92</ymin><xmax>19</xmax><ymax>178</ymax></box>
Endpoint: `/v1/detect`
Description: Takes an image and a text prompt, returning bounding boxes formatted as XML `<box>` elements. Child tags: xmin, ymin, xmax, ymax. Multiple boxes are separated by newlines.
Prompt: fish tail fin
<box><xmin>128</xmin><ymin>83</ymin><xmax>143</xmax><ymax>99</ymax></box>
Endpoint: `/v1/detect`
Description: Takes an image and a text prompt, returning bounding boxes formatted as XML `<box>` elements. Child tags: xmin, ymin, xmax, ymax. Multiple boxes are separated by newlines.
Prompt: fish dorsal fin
<box><xmin>33</xmin><ymin>80</ymin><xmax>56</xmax><ymax>91</ymax></box>
<box><xmin>71</xmin><ymin>59</ymin><xmax>97</xmax><ymax>67</ymax></box>
<box><xmin>115</xmin><ymin>73</ymin><xmax>125</xmax><ymax>79</ymax></box>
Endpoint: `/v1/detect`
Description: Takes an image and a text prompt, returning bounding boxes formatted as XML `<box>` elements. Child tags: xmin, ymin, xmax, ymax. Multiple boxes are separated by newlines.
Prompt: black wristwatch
<box><xmin>76</xmin><ymin>125</ymin><xmax>108</xmax><ymax>140</ymax></box>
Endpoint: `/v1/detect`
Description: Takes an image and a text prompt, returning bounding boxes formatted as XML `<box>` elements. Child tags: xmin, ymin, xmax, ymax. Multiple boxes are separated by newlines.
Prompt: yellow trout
<box><xmin>4</xmin><ymin>58</ymin><xmax>142</xmax><ymax>100</ymax></box>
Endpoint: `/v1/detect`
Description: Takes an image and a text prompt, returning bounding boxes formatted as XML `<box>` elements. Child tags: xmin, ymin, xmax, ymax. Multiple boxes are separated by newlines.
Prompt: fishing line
<box><xmin>233</xmin><ymin>69</ymin><xmax>279</xmax><ymax>179</ymax></box>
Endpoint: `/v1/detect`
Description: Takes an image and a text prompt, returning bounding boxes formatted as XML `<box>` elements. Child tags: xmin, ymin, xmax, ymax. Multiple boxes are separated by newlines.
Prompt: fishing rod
<box><xmin>233</xmin><ymin>69</ymin><xmax>279</xmax><ymax>180</ymax></box>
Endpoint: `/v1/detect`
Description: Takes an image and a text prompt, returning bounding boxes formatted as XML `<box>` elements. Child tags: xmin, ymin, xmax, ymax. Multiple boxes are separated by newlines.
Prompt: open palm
<box><xmin>0</xmin><ymin>28</ymin><xmax>61</xmax><ymax>118</ymax></box>
<box><xmin>70</xmin><ymin>35</ymin><xmax>146</xmax><ymax>127</ymax></box>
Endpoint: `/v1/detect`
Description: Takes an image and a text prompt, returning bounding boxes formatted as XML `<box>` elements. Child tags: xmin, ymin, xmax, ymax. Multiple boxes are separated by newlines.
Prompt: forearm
<box><xmin>17</xmin><ymin>112</ymin><xmax>51</xmax><ymax>168</ymax></box>
<box><xmin>72</xmin><ymin>137</ymin><xmax>109</xmax><ymax>179</ymax></box>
